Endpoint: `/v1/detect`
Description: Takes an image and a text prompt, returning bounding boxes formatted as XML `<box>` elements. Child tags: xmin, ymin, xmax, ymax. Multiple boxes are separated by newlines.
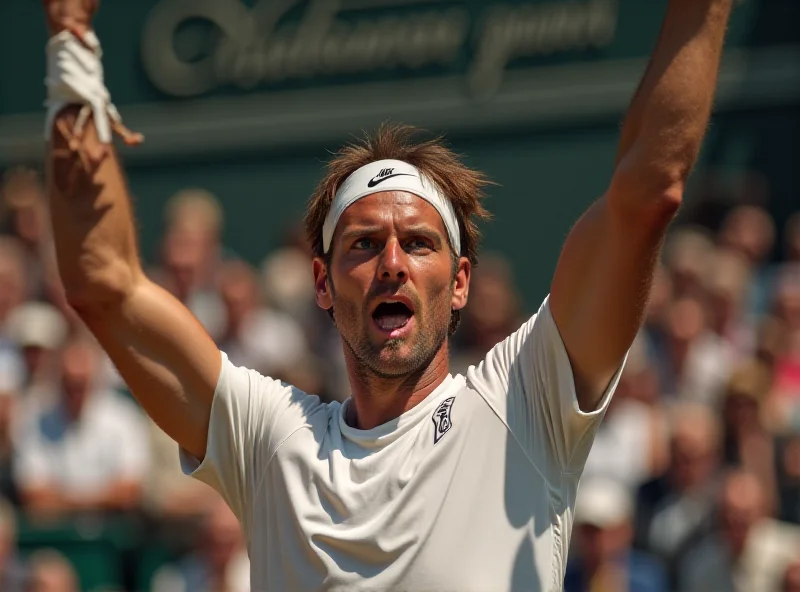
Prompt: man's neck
<box><xmin>344</xmin><ymin>346</ymin><xmax>451</xmax><ymax>430</ymax></box>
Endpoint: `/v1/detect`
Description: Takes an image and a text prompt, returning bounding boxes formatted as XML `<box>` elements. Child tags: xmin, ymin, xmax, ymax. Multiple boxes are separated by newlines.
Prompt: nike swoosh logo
<box><xmin>367</xmin><ymin>173</ymin><xmax>416</xmax><ymax>188</ymax></box>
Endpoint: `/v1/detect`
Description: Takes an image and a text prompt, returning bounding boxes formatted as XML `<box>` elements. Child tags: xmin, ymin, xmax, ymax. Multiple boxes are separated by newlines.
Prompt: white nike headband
<box><xmin>322</xmin><ymin>159</ymin><xmax>461</xmax><ymax>255</ymax></box>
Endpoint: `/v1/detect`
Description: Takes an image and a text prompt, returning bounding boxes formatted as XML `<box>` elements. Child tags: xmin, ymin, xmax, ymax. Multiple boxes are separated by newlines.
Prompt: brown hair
<box><xmin>304</xmin><ymin>123</ymin><xmax>493</xmax><ymax>264</ymax></box>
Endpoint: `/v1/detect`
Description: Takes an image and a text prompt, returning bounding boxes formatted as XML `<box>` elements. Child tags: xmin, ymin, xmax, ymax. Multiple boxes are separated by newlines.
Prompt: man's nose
<box><xmin>377</xmin><ymin>239</ymin><xmax>408</xmax><ymax>282</ymax></box>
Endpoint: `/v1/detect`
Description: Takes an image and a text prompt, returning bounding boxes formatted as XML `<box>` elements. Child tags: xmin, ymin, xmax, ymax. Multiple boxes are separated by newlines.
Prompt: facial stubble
<box><xmin>329</xmin><ymin>275</ymin><xmax>454</xmax><ymax>380</ymax></box>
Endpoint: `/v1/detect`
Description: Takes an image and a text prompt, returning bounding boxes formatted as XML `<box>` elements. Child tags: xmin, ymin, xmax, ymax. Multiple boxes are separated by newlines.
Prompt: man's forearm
<box><xmin>613</xmin><ymin>0</ymin><xmax>733</xmax><ymax>202</ymax></box>
<box><xmin>48</xmin><ymin>108</ymin><xmax>144</xmax><ymax>308</ymax></box>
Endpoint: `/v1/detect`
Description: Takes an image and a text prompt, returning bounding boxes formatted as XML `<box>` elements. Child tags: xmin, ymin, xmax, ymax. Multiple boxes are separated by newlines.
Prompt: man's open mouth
<box><xmin>372</xmin><ymin>301</ymin><xmax>414</xmax><ymax>331</ymax></box>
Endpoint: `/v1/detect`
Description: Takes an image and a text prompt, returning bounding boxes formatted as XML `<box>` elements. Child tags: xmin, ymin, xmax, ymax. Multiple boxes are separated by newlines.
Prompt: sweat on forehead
<box><xmin>322</xmin><ymin>160</ymin><xmax>461</xmax><ymax>255</ymax></box>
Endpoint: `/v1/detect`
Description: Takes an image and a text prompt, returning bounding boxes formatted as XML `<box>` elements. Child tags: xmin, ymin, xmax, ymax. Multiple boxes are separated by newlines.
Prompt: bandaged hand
<box><xmin>43</xmin><ymin>0</ymin><xmax>143</xmax><ymax>167</ymax></box>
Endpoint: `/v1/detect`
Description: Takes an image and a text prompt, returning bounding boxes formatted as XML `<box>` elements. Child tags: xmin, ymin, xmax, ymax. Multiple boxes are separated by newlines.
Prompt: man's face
<box><xmin>313</xmin><ymin>192</ymin><xmax>469</xmax><ymax>378</ymax></box>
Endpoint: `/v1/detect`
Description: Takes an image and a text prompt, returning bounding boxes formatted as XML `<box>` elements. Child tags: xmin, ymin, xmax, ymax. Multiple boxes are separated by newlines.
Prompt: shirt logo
<box><xmin>432</xmin><ymin>397</ymin><xmax>456</xmax><ymax>445</ymax></box>
<box><xmin>367</xmin><ymin>167</ymin><xmax>415</xmax><ymax>188</ymax></box>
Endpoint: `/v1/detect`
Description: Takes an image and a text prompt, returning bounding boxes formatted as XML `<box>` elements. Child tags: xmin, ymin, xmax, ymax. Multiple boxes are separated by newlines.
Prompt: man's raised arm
<box><xmin>549</xmin><ymin>0</ymin><xmax>733</xmax><ymax>410</ymax></box>
<box><xmin>44</xmin><ymin>1</ymin><xmax>221</xmax><ymax>460</ymax></box>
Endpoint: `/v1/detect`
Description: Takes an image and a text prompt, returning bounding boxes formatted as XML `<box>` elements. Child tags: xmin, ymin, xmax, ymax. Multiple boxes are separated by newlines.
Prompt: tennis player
<box><xmin>42</xmin><ymin>0</ymin><xmax>733</xmax><ymax>589</ymax></box>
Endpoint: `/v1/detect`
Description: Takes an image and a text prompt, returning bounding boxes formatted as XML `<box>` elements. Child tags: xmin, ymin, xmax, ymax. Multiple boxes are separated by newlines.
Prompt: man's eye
<box><xmin>353</xmin><ymin>238</ymin><xmax>375</xmax><ymax>250</ymax></box>
<box><xmin>407</xmin><ymin>239</ymin><xmax>433</xmax><ymax>251</ymax></box>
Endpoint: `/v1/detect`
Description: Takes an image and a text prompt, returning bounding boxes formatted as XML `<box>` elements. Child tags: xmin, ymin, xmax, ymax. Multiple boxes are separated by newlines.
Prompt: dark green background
<box><xmin>2</xmin><ymin>0</ymin><xmax>797</xmax><ymax>311</ymax></box>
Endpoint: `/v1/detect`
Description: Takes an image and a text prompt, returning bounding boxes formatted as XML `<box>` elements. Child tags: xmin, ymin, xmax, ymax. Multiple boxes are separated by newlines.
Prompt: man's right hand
<box><xmin>43</xmin><ymin>0</ymin><xmax>98</xmax><ymax>46</ymax></box>
<box><xmin>45</xmin><ymin>15</ymin><xmax>221</xmax><ymax>461</ymax></box>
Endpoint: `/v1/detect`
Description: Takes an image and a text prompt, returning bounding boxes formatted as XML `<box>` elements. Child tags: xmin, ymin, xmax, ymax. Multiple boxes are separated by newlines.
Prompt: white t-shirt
<box><xmin>181</xmin><ymin>297</ymin><xmax>623</xmax><ymax>591</ymax></box>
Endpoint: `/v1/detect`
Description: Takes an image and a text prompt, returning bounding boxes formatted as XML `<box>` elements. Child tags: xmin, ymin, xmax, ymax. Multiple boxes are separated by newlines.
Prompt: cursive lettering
<box><xmin>141</xmin><ymin>0</ymin><xmax>619</xmax><ymax>99</ymax></box>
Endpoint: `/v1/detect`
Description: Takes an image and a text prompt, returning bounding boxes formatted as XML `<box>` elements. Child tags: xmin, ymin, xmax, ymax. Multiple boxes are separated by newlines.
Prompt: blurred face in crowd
<box><xmin>26</xmin><ymin>554</ymin><xmax>78</xmax><ymax>592</ymax></box>
<box><xmin>719</xmin><ymin>472</ymin><xmax>765</xmax><ymax>557</ymax></box>
<box><xmin>59</xmin><ymin>342</ymin><xmax>96</xmax><ymax>419</ymax></box>
<box><xmin>314</xmin><ymin>192</ymin><xmax>469</xmax><ymax>379</ymax></box>
<box><xmin>719</xmin><ymin>205</ymin><xmax>775</xmax><ymax>265</ymax></box>
<box><xmin>576</xmin><ymin>520</ymin><xmax>632</xmax><ymax>570</ymax></box>
<box><xmin>463</xmin><ymin>259</ymin><xmax>519</xmax><ymax>347</ymax></box>
<box><xmin>162</xmin><ymin>226</ymin><xmax>207</xmax><ymax>299</ymax></box>
<box><xmin>666</xmin><ymin>296</ymin><xmax>708</xmax><ymax>365</ymax></box>
<box><xmin>1</xmin><ymin>168</ymin><xmax>47</xmax><ymax>249</ymax></box>
<box><xmin>22</xmin><ymin>345</ymin><xmax>47</xmax><ymax>382</ymax></box>
<box><xmin>670</xmin><ymin>414</ymin><xmax>719</xmax><ymax>491</ymax></box>
<box><xmin>0</xmin><ymin>244</ymin><xmax>26</xmax><ymax>324</ymax></box>
<box><xmin>704</xmin><ymin>250</ymin><xmax>749</xmax><ymax>335</ymax></box>
<box><xmin>665</xmin><ymin>230</ymin><xmax>714</xmax><ymax>298</ymax></box>
<box><xmin>723</xmin><ymin>391</ymin><xmax>762</xmax><ymax>438</ymax></box>
<box><xmin>12</xmin><ymin>201</ymin><xmax>47</xmax><ymax>250</ymax></box>
<box><xmin>219</xmin><ymin>263</ymin><xmax>259</xmax><ymax>334</ymax></box>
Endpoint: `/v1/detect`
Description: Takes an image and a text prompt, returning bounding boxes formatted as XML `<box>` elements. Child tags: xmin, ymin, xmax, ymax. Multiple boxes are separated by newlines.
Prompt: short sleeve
<box><xmin>466</xmin><ymin>295</ymin><xmax>625</xmax><ymax>475</ymax></box>
<box><xmin>179</xmin><ymin>351</ymin><xmax>325</xmax><ymax>535</ymax></box>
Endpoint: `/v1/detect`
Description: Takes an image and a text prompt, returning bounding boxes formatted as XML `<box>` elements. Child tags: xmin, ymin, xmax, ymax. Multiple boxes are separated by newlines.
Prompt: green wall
<box><xmin>2</xmin><ymin>0</ymin><xmax>797</xmax><ymax>311</ymax></box>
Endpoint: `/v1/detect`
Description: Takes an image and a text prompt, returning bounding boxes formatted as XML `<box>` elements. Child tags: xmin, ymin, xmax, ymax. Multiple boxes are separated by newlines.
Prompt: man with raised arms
<box><xmin>41</xmin><ymin>0</ymin><xmax>733</xmax><ymax>589</ymax></box>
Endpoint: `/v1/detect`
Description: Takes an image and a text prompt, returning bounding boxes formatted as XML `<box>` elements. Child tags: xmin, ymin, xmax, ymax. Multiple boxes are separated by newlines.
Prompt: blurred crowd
<box><xmin>0</xmin><ymin>164</ymin><xmax>798</xmax><ymax>591</ymax></box>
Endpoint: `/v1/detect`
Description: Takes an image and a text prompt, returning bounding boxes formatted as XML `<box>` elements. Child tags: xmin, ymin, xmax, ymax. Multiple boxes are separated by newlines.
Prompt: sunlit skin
<box><xmin>313</xmin><ymin>192</ymin><xmax>470</xmax><ymax>430</ymax></box>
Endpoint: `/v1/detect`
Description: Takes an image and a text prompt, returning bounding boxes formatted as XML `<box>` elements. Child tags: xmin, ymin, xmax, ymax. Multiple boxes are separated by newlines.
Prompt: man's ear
<box><xmin>312</xmin><ymin>257</ymin><xmax>332</xmax><ymax>310</ymax></box>
<box><xmin>451</xmin><ymin>257</ymin><xmax>470</xmax><ymax>311</ymax></box>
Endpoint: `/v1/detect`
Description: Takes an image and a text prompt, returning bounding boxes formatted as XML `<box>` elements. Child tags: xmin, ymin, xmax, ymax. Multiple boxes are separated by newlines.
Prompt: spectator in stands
<box><xmin>663</xmin><ymin>227</ymin><xmax>716</xmax><ymax>299</ymax></box>
<box><xmin>0</xmin><ymin>351</ymin><xmax>24</xmax><ymax>502</ymax></box>
<box><xmin>0</xmin><ymin>497</ymin><xmax>26</xmax><ymax>592</ymax></box>
<box><xmin>767</xmin><ymin>270</ymin><xmax>800</xmax><ymax>430</ymax></box>
<box><xmin>151</xmin><ymin>497</ymin><xmax>249</xmax><ymax>592</ymax></box>
<box><xmin>163</xmin><ymin>188</ymin><xmax>226</xmax><ymax>291</ymax></box>
<box><xmin>678</xmin><ymin>469</ymin><xmax>800</xmax><ymax>592</ymax></box>
<box><xmin>149</xmin><ymin>189</ymin><xmax>230</xmax><ymax>340</ymax></box>
<box><xmin>260</xmin><ymin>245</ymin><xmax>316</xmax><ymax>325</ymax></box>
<box><xmin>5</xmin><ymin>303</ymin><xmax>68</xmax><ymax>399</ymax></box>
<box><xmin>0</xmin><ymin>168</ymin><xmax>51</xmax><ymax>302</ymax></box>
<box><xmin>635</xmin><ymin>402</ymin><xmax>722</xmax><ymax>585</ymax></box>
<box><xmin>659</xmin><ymin>292</ymin><xmax>735</xmax><ymax>403</ymax></box>
<box><xmin>717</xmin><ymin>205</ymin><xmax>777</xmax><ymax>317</ymax></box>
<box><xmin>720</xmin><ymin>359</ymin><xmax>779</xmax><ymax>512</ymax></box>
<box><xmin>154</xmin><ymin>221</ymin><xmax>226</xmax><ymax>339</ymax></box>
<box><xmin>216</xmin><ymin>259</ymin><xmax>308</xmax><ymax>378</ymax></box>
<box><xmin>451</xmin><ymin>253</ymin><xmax>523</xmax><ymax>374</ymax></box>
<box><xmin>564</xmin><ymin>478</ymin><xmax>667</xmax><ymax>592</ymax></box>
<box><xmin>718</xmin><ymin>205</ymin><xmax>776</xmax><ymax>269</ymax></box>
<box><xmin>12</xmin><ymin>339</ymin><xmax>149</xmax><ymax>517</ymax></box>
<box><xmin>703</xmin><ymin>248</ymin><xmax>756</xmax><ymax>360</ymax></box>
<box><xmin>0</xmin><ymin>238</ymin><xmax>28</xmax><ymax>340</ymax></box>
<box><xmin>583</xmin><ymin>338</ymin><xmax>668</xmax><ymax>490</ymax></box>
<box><xmin>25</xmin><ymin>549</ymin><xmax>78</xmax><ymax>592</ymax></box>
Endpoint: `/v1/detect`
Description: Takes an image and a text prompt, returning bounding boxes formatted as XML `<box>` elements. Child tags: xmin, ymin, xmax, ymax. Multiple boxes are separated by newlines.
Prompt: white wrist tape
<box><xmin>322</xmin><ymin>159</ymin><xmax>462</xmax><ymax>255</ymax></box>
<box><xmin>44</xmin><ymin>30</ymin><xmax>121</xmax><ymax>144</ymax></box>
